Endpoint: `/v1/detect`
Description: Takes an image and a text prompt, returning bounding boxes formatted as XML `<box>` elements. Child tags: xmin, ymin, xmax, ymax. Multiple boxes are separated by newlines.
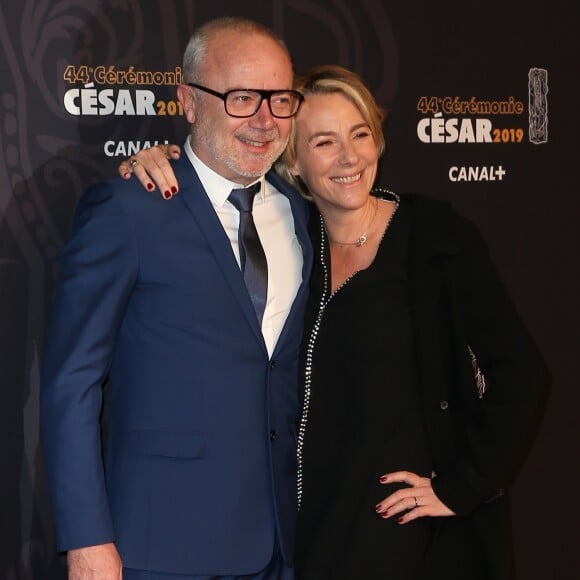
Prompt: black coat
<box><xmin>406</xmin><ymin>194</ymin><xmax>549</xmax><ymax>579</ymax></box>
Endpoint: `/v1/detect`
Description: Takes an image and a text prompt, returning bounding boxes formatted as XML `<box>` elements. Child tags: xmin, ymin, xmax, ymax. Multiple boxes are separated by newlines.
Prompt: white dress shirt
<box><xmin>184</xmin><ymin>138</ymin><xmax>303</xmax><ymax>356</ymax></box>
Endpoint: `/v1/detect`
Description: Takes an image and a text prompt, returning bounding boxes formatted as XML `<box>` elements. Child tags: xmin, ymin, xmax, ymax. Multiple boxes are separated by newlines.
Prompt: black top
<box><xmin>296</xmin><ymin>197</ymin><xmax>434</xmax><ymax>579</ymax></box>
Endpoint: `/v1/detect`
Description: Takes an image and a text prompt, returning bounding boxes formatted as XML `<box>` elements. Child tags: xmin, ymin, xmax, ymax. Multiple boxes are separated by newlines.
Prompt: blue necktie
<box><xmin>228</xmin><ymin>183</ymin><xmax>268</xmax><ymax>324</ymax></box>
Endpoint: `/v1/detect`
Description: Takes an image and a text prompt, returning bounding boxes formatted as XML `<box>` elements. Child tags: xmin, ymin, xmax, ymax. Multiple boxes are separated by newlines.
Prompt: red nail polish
<box><xmin>379</xmin><ymin>476</ymin><xmax>387</xmax><ymax>483</ymax></box>
<box><xmin>171</xmin><ymin>186</ymin><xmax>177</xmax><ymax>194</ymax></box>
<box><xmin>147</xmin><ymin>183</ymin><xmax>154</xmax><ymax>191</ymax></box>
<box><xmin>397</xmin><ymin>517</ymin><xmax>404</xmax><ymax>524</ymax></box>
<box><xmin>163</xmin><ymin>190</ymin><xmax>172</xmax><ymax>200</ymax></box>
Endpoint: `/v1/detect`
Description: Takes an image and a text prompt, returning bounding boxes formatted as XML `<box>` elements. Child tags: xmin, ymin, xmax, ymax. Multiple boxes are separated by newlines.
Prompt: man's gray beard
<box><xmin>191</xmin><ymin>119</ymin><xmax>291</xmax><ymax>181</ymax></box>
<box><xmin>224</xmin><ymin>133</ymin><xmax>290</xmax><ymax>179</ymax></box>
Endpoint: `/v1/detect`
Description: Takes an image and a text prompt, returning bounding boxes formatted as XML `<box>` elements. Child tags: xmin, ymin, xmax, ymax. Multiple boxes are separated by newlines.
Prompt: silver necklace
<box><xmin>325</xmin><ymin>196</ymin><xmax>379</xmax><ymax>247</ymax></box>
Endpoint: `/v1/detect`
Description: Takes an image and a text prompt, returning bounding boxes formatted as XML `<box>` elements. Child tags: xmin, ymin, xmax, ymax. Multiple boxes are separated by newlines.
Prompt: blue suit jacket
<box><xmin>40</xmin><ymin>156</ymin><xmax>313</xmax><ymax>576</ymax></box>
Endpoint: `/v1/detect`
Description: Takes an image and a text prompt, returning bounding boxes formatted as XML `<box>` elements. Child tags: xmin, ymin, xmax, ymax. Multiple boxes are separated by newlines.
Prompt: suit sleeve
<box><xmin>431</xmin><ymin>211</ymin><xmax>550</xmax><ymax>516</ymax></box>
<box><xmin>40</xmin><ymin>182</ymin><xmax>138</xmax><ymax>551</ymax></box>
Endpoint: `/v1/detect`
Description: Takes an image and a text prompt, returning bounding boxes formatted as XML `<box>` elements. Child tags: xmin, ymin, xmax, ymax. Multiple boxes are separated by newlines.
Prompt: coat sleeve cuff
<box><xmin>431</xmin><ymin>471</ymin><xmax>503</xmax><ymax>517</ymax></box>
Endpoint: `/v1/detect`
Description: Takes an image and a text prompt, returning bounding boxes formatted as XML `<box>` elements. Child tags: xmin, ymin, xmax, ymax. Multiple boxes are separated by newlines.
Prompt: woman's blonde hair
<box><xmin>275</xmin><ymin>64</ymin><xmax>386</xmax><ymax>199</ymax></box>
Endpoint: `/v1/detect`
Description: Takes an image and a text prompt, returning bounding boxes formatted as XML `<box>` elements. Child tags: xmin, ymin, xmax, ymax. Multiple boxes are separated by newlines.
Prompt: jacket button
<box><xmin>270</xmin><ymin>430</ymin><xmax>277</xmax><ymax>441</ymax></box>
<box><xmin>270</xmin><ymin>360</ymin><xmax>276</xmax><ymax>370</ymax></box>
<box><xmin>439</xmin><ymin>400</ymin><xmax>449</xmax><ymax>410</ymax></box>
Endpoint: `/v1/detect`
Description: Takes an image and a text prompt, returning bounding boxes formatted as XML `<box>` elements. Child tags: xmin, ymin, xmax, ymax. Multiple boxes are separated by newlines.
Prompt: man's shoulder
<box><xmin>80</xmin><ymin>176</ymin><xmax>152</xmax><ymax>212</ymax></box>
<box><xmin>82</xmin><ymin>155</ymin><xmax>195</xmax><ymax>208</ymax></box>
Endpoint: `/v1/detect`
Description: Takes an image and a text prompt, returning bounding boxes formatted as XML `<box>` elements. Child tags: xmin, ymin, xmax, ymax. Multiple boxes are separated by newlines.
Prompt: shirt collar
<box><xmin>184</xmin><ymin>137</ymin><xmax>266</xmax><ymax>207</ymax></box>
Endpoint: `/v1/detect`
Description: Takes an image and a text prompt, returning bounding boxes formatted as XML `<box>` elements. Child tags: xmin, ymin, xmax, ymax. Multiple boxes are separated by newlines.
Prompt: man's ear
<box><xmin>177</xmin><ymin>84</ymin><xmax>196</xmax><ymax>124</ymax></box>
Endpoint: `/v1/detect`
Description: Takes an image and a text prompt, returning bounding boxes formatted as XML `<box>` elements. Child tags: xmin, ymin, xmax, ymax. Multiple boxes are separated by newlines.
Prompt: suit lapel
<box><xmin>174</xmin><ymin>157</ymin><xmax>267</xmax><ymax>346</ymax></box>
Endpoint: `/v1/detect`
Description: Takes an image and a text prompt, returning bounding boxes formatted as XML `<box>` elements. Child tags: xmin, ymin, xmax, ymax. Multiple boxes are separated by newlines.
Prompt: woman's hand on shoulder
<box><xmin>118</xmin><ymin>144</ymin><xmax>181</xmax><ymax>199</ymax></box>
<box><xmin>375</xmin><ymin>470</ymin><xmax>455</xmax><ymax>524</ymax></box>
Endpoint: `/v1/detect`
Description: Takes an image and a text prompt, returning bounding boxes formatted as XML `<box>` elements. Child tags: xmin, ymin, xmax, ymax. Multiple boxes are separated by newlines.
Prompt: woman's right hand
<box><xmin>118</xmin><ymin>144</ymin><xmax>181</xmax><ymax>199</ymax></box>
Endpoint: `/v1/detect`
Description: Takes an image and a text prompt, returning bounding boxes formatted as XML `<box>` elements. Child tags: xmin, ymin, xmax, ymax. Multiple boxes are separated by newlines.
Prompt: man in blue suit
<box><xmin>41</xmin><ymin>17</ymin><xmax>312</xmax><ymax>580</ymax></box>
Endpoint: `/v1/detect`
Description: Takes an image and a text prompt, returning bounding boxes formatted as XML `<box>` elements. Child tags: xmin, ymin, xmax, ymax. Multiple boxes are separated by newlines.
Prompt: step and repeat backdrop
<box><xmin>0</xmin><ymin>1</ymin><xmax>577</xmax><ymax>578</ymax></box>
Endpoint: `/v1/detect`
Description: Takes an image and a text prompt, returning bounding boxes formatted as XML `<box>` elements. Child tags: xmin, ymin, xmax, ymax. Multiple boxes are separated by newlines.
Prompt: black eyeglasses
<box><xmin>187</xmin><ymin>83</ymin><xmax>304</xmax><ymax>118</ymax></box>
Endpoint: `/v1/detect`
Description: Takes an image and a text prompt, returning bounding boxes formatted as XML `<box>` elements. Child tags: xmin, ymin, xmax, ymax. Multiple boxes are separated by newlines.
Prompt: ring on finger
<box><xmin>128</xmin><ymin>158</ymin><xmax>138</xmax><ymax>169</ymax></box>
<box><xmin>414</xmin><ymin>496</ymin><xmax>419</xmax><ymax>508</ymax></box>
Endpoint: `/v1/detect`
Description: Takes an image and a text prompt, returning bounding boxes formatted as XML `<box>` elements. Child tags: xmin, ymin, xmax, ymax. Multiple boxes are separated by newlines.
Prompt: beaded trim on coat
<box><xmin>296</xmin><ymin>189</ymin><xmax>400</xmax><ymax>509</ymax></box>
